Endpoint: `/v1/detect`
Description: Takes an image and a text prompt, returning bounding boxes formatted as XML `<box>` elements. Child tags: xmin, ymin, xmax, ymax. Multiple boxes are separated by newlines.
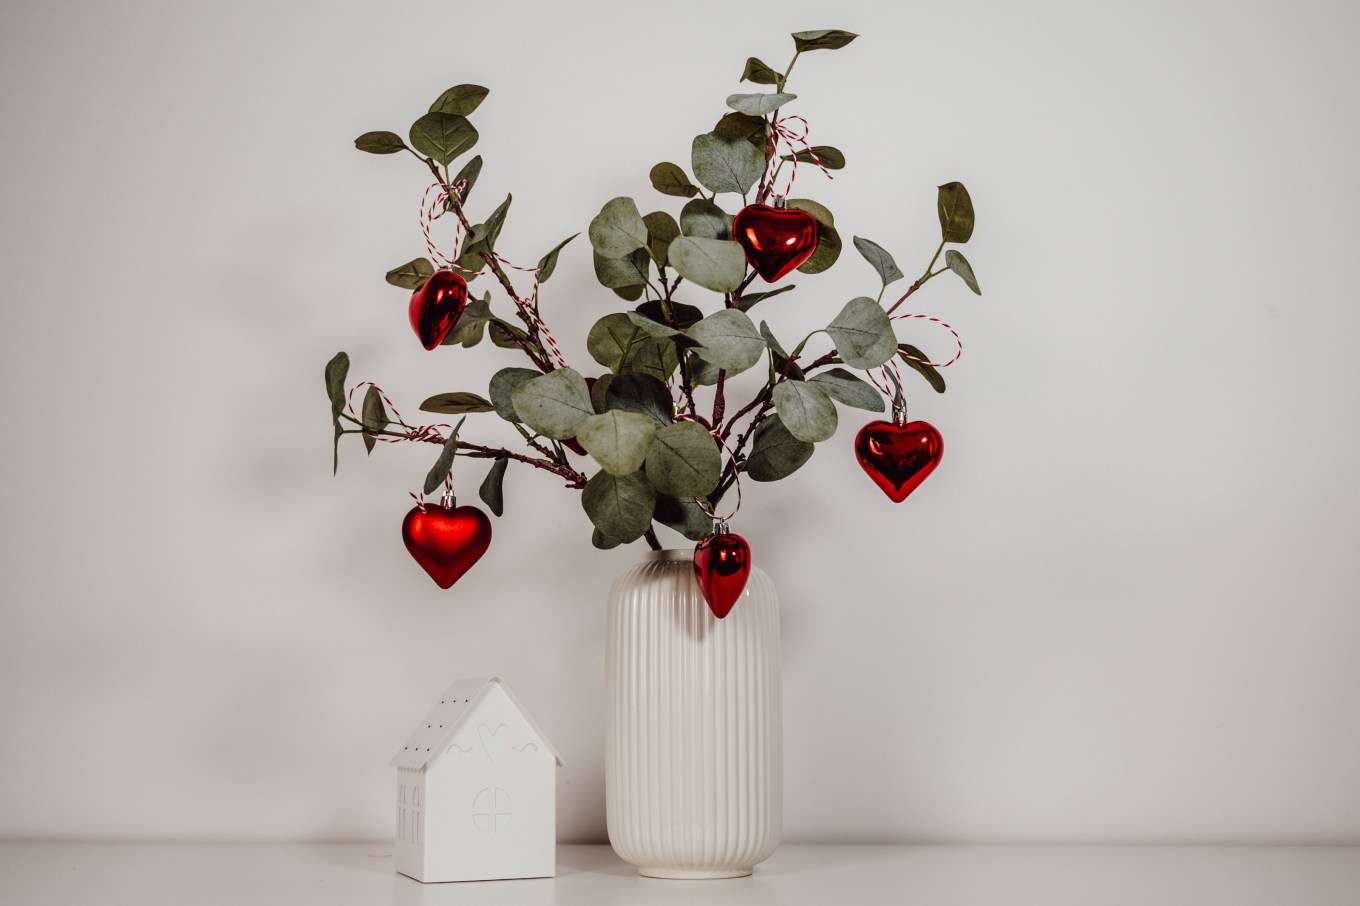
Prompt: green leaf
<box><xmin>463</xmin><ymin>194</ymin><xmax>511</xmax><ymax>258</ymax></box>
<box><xmin>645</xmin><ymin>420</ymin><xmax>723</xmax><ymax>497</ymax></box>
<box><xmin>649</xmin><ymin>162</ymin><xmax>699</xmax><ymax>198</ymax></box>
<box><xmin>419</xmin><ymin>392</ymin><xmax>495</xmax><ymax>415</ymax></box>
<box><xmin>593</xmin><ymin>249</ymin><xmax>651</xmax><ymax>290</ymax></box>
<box><xmin>361</xmin><ymin>385</ymin><xmax>389</xmax><ymax>454</ymax></box>
<box><xmin>780</xmin><ymin>146</ymin><xmax>845</xmax><ymax>170</ymax></box>
<box><xmin>852</xmin><ymin>236</ymin><xmax>904</xmax><ymax>286</ymax></box>
<box><xmin>667</xmin><ymin>237</ymin><xmax>746</xmax><ymax>293</ymax></box>
<box><xmin>623</xmin><ymin>311</ymin><xmax>683</xmax><ymax>341</ymax></box>
<box><xmin>589</xmin><ymin>196</ymin><xmax>649</xmax><ymax>258</ymax></box>
<box><xmin>511</xmin><ymin>367</ymin><xmax>594</xmax><ymax>439</ymax></box>
<box><xmin>489</xmin><ymin>367</ymin><xmax>539</xmax><ymax>422</ymax></box>
<box><xmin>654</xmin><ymin>494</ymin><xmax>713</xmax><ymax>541</ymax></box>
<box><xmin>759</xmin><ymin>321</ymin><xmax>804</xmax><ymax>380</ymax></box>
<box><xmin>713</xmin><ymin>112</ymin><xmax>767</xmax><ymax>149</ymax></box>
<box><xmin>686</xmin><ymin>309</ymin><xmax>765</xmax><ymax>374</ymax></box>
<box><xmin>745</xmin><ymin>415</ymin><xmax>814</xmax><ymax>481</ymax></box>
<box><xmin>787</xmin><ymin>198</ymin><xmax>842</xmax><ymax>274</ymax></box>
<box><xmin>581</xmin><ymin>470</ymin><xmax>657</xmax><ymax>543</ymax></box>
<box><xmin>440</xmin><ymin>293</ymin><xmax>492</xmax><ymax>348</ymax></box>
<box><xmin>422</xmin><ymin>419</ymin><xmax>465</xmax><ymax>496</ymax></box>
<box><xmin>488</xmin><ymin>319</ymin><xmax>529</xmax><ymax>349</ymax></box>
<box><xmin>937</xmin><ymin>181</ymin><xmax>975</xmax><ymax>244</ymax></box>
<box><xmin>453</xmin><ymin>223</ymin><xmax>489</xmax><ymax>274</ymax></box>
<box><xmin>636</xmin><ymin>298</ymin><xmax>703</xmax><ymax>330</ymax></box>
<box><xmin>725</xmin><ymin>92</ymin><xmax>796</xmax><ymax>116</ymax></box>
<box><xmin>576</xmin><ymin>411</ymin><xmax>658</xmax><ymax>476</ymax></box>
<box><xmin>642</xmin><ymin>211</ymin><xmax>680</xmax><ymax>268</ymax></box>
<box><xmin>808</xmin><ymin>367</ymin><xmax>885</xmax><ymax>412</ymax></box>
<box><xmin>408</xmin><ymin>112</ymin><xmax>478</xmax><ymax>167</ymax></box>
<box><xmin>689</xmin><ymin>356</ymin><xmax>723</xmax><ymax>386</ymax></box>
<box><xmin>791</xmin><ymin>29</ymin><xmax>859</xmax><ymax>52</ymax></box>
<box><xmin>429</xmin><ymin>84</ymin><xmax>489</xmax><ymax>116</ymax></box>
<box><xmin>385</xmin><ymin>257</ymin><xmax>435</xmax><ymax>290</ymax></box>
<box><xmin>324</xmin><ymin>351</ymin><xmax>350</xmax><ymax>418</ymax></box>
<box><xmin>536</xmin><ymin>233</ymin><xmax>578</xmax><ymax>283</ymax></box>
<box><xmin>786</xmin><ymin>197</ymin><xmax>834</xmax><ymax>227</ymax></box>
<box><xmin>332</xmin><ymin>423</ymin><xmax>342</xmax><ymax>476</ymax></box>
<box><xmin>772</xmin><ymin>380</ymin><xmax>837</xmax><ymax>442</ymax></box>
<box><xmin>478</xmin><ymin>458</ymin><xmax>508</xmax><ymax>517</ymax></box>
<box><xmin>898</xmin><ymin>344</ymin><xmax>947</xmax><ymax>393</ymax></box>
<box><xmin>738</xmin><ymin>284</ymin><xmax>796</xmax><ymax>312</ymax></box>
<box><xmin>741</xmin><ymin>56</ymin><xmax>782</xmax><ymax>84</ymax></box>
<box><xmin>602</xmin><ymin>372</ymin><xmax>675</xmax><ymax>427</ymax></box>
<box><xmin>945</xmin><ymin>249</ymin><xmax>981</xmax><ymax>295</ymax></box>
<box><xmin>354</xmin><ymin>131</ymin><xmax>407</xmax><ymax>154</ymax></box>
<box><xmin>590</xmin><ymin>373</ymin><xmax>614</xmax><ymax>413</ymax></box>
<box><xmin>591</xmin><ymin>528</ymin><xmax>624</xmax><ymax>549</ymax></box>
<box><xmin>614</xmin><ymin>284</ymin><xmax>645</xmax><ymax>302</ymax></box>
<box><xmin>451</xmin><ymin>155</ymin><xmax>483</xmax><ymax>203</ymax></box>
<box><xmin>691</xmin><ymin>133</ymin><xmax>765</xmax><ymax>196</ymax></box>
<box><xmin>588</xmin><ymin>314</ymin><xmax>679</xmax><ymax>381</ymax></box>
<box><xmin>826</xmin><ymin>297</ymin><xmax>897</xmax><ymax>369</ymax></box>
<box><xmin>679</xmin><ymin>198</ymin><xmax>733</xmax><ymax>240</ymax></box>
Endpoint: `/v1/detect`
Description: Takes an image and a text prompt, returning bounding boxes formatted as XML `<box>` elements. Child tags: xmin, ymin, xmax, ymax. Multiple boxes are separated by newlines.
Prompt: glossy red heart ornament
<box><xmin>401</xmin><ymin>502</ymin><xmax>492</xmax><ymax>588</ymax></box>
<box><xmin>409</xmin><ymin>270</ymin><xmax>469</xmax><ymax>350</ymax></box>
<box><xmin>693</xmin><ymin>531</ymin><xmax>751</xmax><ymax>619</ymax></box>
<box><xmin>854</xmin><ymin>420</ymin><xmax>944</xmax><ymax>503</ymax></box>
<box><xmin>733</xmin><ymin>204</ymin><xmax>819</xmax><ymax>282</ymax></box>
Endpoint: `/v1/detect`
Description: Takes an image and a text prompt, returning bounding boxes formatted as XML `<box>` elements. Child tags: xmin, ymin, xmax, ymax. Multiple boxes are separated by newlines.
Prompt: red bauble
<box><xmin>733</xmin><ymin>204</ymin><xmax>819</xmax><ymax>283</ymax></box>
<box><xmin>693</xmin><ymin>531</ymin><xmax>751</xmax><ymax>619</ymax></box>
<box><xmin>854</xmin><ymin>420</ymin><xmax>944</xmax><ymax>503</ymax></box>
<box><xmin>409</xmin><ymin>270</ymin><xmax>469</xmax><ymax>350</ymax></box>
<box><xmin>401</xmin><ymin>501</ymin><xmax>492</xmax><ymax>588</ymax></box>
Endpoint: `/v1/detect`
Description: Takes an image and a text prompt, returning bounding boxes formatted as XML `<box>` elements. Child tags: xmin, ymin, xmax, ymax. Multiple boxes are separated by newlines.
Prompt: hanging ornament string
<box><xmin>865</xmin><ymin>313</ymin><xmax>965</xmax><ymax>406</ymax></box>
<box><xmin>417</xmin><ymin>182</ymin><xmax>568</xmax><ymax>369</ymax></box>
<box><xmin>683</xmin><ymin>419</ymin><xmax>743</xmax><ymax>524</ymax></box>
<box><xmin>345</xmin><ymin>382</ymin><xmax>456</xmax><ymax>508</ymax></box>
<box><xmin>762</xmin><ymin>114</ymin><xmax>833</xmax><ymax>200</ymax></box>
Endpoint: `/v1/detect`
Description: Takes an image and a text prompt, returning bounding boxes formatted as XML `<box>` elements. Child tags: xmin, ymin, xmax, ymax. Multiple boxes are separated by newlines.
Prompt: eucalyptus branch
<box><xmin>360</xmin><ymin>423</ymin><xmax>588</xmax><ymax>489</ymax></box>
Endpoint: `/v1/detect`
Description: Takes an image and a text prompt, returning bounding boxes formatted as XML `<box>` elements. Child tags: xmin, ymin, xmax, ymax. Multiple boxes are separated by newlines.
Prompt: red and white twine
<box><xmin>762</xmin><ymin>113</ymin><xmax>833</xmax><ymax>200</ymax></box>
<box><xmin>346</xmin><ymin>381</ymin><xmax>455</xmax><ymax>506</ymax></box>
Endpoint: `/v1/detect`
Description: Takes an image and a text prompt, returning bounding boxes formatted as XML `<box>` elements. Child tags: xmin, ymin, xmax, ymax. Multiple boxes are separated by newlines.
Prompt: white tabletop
<box><xmin>3</xmin><ymin>842</ymin><xmax>1359</xmax><ymax>905</ymax></box>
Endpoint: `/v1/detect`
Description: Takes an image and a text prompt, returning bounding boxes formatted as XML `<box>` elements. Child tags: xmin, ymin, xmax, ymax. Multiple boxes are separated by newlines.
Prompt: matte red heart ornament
<box><xmin>401</xmin><ymin>500</ymin><xmax>492</xmax><ymax>588</ymax></box>
<box><xmin>733</xmin><ymin>204</ymin><xmax>819</xmax><ymax>282</ymax></box>
<box><xmin>409</xmin><ymin>270</ymin><xmax>469</xmax><ymax>350</ymax></box>
<box><xmin>854</xmin><ymin>420</ymin><xmax>944</xmax><ymax>503</ymax></box>
<box><xmin>693</xmin><ymin>530</ymin><xmax>751</xmax><ymax>619</ymax></box>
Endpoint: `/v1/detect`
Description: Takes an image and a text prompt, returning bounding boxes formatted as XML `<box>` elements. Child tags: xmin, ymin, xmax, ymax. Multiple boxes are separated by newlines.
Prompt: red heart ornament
<box><xmin>854</xmin><ymin>420</ymin><xmax>944</xmax><ymax>503</ymax></box>
<box><xmin>733</xmin><ymin>204</ymin><xmax>819</xmax><ymax>283</ymax></box>
<box><xmin>401</xmin><ymin>502</ymin><xmax>492</xmax><ymax>589</ymax></box>
<box><xmin>409</xmin><ymin>270</ymin><xmax>469</xmax><ymax>350</ymax></box>
<box><xmin>693</xmin><ymin>531</ymin><xmax>751</xmax><ymax>619</ymax></box>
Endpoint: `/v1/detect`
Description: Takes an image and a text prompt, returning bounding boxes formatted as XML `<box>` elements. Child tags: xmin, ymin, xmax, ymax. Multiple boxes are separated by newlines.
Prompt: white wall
<box><xmin>1</xmin><ymin>0</ymin><xmax>1357</xmax><ymax>843</ymax></box>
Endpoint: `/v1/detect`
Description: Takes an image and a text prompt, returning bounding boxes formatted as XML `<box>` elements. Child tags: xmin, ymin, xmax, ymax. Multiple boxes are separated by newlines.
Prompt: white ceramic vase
<box><xmin>605</xmin><ymin>548</ymin><xmax>782</xmax><ymax>879</ymax></box>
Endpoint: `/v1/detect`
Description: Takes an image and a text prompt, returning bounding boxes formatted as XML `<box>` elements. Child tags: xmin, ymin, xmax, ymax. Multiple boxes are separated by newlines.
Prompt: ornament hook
<box><xmin>712</xmin><ymin>519</ymin><xmax>730</xmax><ymax>536</ymax></box>
<box><xmin>441</xmin><ymin>490</ymin><xmax>457</xmax><ymax>508</ymax></box>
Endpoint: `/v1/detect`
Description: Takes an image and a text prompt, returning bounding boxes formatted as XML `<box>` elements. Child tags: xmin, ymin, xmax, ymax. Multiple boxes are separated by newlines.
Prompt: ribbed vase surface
<box><xmin>605</xmin><ymin>549</ymin><xmax>782</xmax><ymax>879</ymax></box>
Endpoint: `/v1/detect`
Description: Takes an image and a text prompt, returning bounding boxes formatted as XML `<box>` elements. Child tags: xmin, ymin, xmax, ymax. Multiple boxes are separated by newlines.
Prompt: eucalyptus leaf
<box><xmin>791</xmin><ymin>29</ymin><xmax>859</xmax><ymax>51</ymax></box>
<box><xmin>773</xmin><ymin>380</ymin><xmax>838</xmax><ymax>442</ymax></box>
<box><xmin>780</xmin><ymin>146</ymin><xmax>845</xmax><ymax>170</ymax></box>
<box><xmin>808</xmin><ymin>367</ymin><xmax>885</xmax><ymax>411</ymax></box>
<box><xmin>451</xmin><ymin>154</ymin><xmax>482</xmax><ymax>203</ymax></box>
<box><xmin>759</xmin><ymin>321</ymin><xmax>804</xmax><ymax>380</ymax></box>
<box><xmin>713</xmin><ymin>112</ymin><xmax>767</xmax><ymax>149</ymax></box>
<box><xmin>429</xmin><ymin>84</ymin><xmax>489</xmax><ymax>116</ymax></box>
<box><xmin>589</xmin><ymin>196</ymin><xmax>649</xmax><ymax>257</ymax></box>
<box><xmin>385</xmin><ymin>257</ymin><xmax>435</xmax><ymax>290</ymax></box>
<box><xmin>453</xmin><ymin>224</ymin><xmax>489</xmax><ymax>274</ymax></box>
<box><xmin>649</xmin><ymin>162</ymin><xmax>699</xmax><ymax>198</ymax></box>
<box><xmin>679</xmin><ymin>198</ymin><xmax>734</xmax><ymax>240</ymax></box>
<box><xmin>614</xmin><ymin>284</ymin><xmax>645</xmax><ymax>302</ymax></box>
<box><xmin>354</xmin><ymin>131</ymin><xmax>406</xmax><ymax>154</ymax></box>
<box><xmin>852</xmin><ymin>236</ymin><xmax>904</xmax><ymax>285</ymax></box>
<box><xmin>654</xmin><ymin>495</ymin><xmax>712</xmax><ymax>541</ymax></box>
<box><xmin>725</xmin><ymin>92</ymin><xmax>796</xmax><ymax>116</ymax></box>
<box><xmin>797</xmin><ymin>221</ymin><xmax>841</xmax><ymax>274</ymax></box>
<box><xmin>826</xmin><ymin>297</ymin><xmax>897</xmax><ymax>369</ymax></box>
<box><xmin>691</xmin><ymin>133</ymin><xmax>765</xmax><ymax>196</ymax></box>
<box><xmin>937</xmin><ymin>181</ymin><xmax>975</xmax><ymax>243</ymax></box>
<box><xmin>419</xmin><ymin>392</ymin><xmax>494</xmax><ymax>415</ymax></box>
<box><xmin>510</xmin><ymin>367</ymin><xmax>594</xmax><ymax>439</ymax></box>
<box><xmin>590</xmin><ymin>373</ymin><xmax>614</xmax><ymax>413</ymax></box>
<box><xmin>536</xmin><ymin>233</ymin><xmax>578</xmax><ymax>283</ymax></box>
<box><xmin>687</xmin><ymin>309</ymin><xmax>766</xmax><ymax>373</ymax></box>
<box><xmin>478</xmin><ymin>458</ymin><xmax>508</xmax><ymax>516</ymax></box>
<box><xmin>441</xmin><ymin>293</ymin><xmax>491</xmax><ymax>348</ymax></box>
<box><xmin>689</xmin><ymin>356</ymin><xmax>723</xmax><ymax>387</ymax></box>
<box><xmin>408</xmin><ymin>112</ymin><xmax>478</xmax><ymax>167</ymax></box>
<box><xmin>588</xmin><ymin>313</ymin><xmax>679</xmax><ymax>380</ymax></box>
<box><xmin>667</xmin><ymin>236</ymin><xmax>746</xmax><ymax>293</ymax></box>
<box><xmin>422</xmin><ymin>421</ymin><xmax>464</xmax><ymax>496</ymax></box>
<box><xmin>576</xmin><ymin>411</ymin><xmax>657</xmax><ymax>476</ymax></box>
<box><xmin>489</xmin><ymin>367</ymin><xmax>540</xmax><ymax>422</ymax></box>
<box><xmin>463</xmin><ymin>194</ymin><xmax>511</xmax><ymax>258</ymax></box>
<box><xmin>602</xmin><ymin>372</ymin><xmax>674</xmax><ymax>427</ymax></box>
<box><xmin>361</xmin><ymin>385</ymin><xmax>389</xmax><ymax>454</ymax></box>
<box><xmin>642</xmin><ymin>211</ymin><xmax>680</xmax><ymax>267</ymax></box>
<box><xmin>593</xmin><ymin>249</ymin><xmax>651</xmax><ymax>289</ymax></box>
<box><xmin>591</xmin><ymin>528</ymin><xmax>624</xmax><ymax>550</ymax></box>
<box><xmin>786</xmin><ymin>197</ymin><xmax>834</xmax><ymax>227</ymax></box>
<box><xmin>645</xmin><ymin>420</ymin><xmax>722</xmax><ymax>497</ymax></box>
<box><xmin>745</xmin><ymin>415</ymin><xmax>814</xmax><ymax>481</ymax></box>
<box><xmin>741</xmin><ymin>56</ymin><xmax>782</xmax><ymax>84</ymax></box>
<box><xmin>488</xmin><ymin>319</ymin><xmax>529</xmax><ymax>349</ymax></box>
<box><xmin>945</xmin><ymin>249</ymin><xmax>982</xmax><ymax>295</ymax></box>
<box><xmin>324</xmin><ymin>351</ymin><xmax>349</xmax><ymax>418</ymax></box>
<box><xmin>738</xmin><ymin>284</ymin><xmax>796</xmax><ymax>312</ymax></box>
<box><xmin>635</xmin><ymin>298</ymin><xmax>703</xmax><ymax>330</ymax></box>
<box><xmin>581</xmin><ymin>470</ymin><xmax>657</xmax><ymax>542</ymax></box>
<box><xmin>898</xmin><ymin>344</ymin><xmax>947</xmax><ymax>393</ymax></box>
<box><xmin>624</xmin><ymin>311</ymin><xmax>681</xmax><ymax>339</ymax></box>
